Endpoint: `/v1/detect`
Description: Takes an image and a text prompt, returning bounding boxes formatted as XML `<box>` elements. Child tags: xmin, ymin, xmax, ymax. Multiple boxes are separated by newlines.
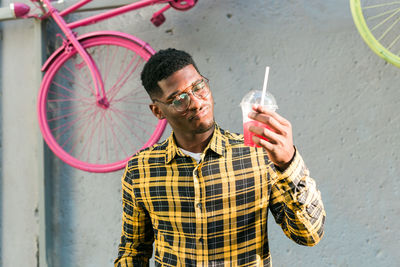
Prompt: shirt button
<box><xmin>196</xmin><ymin>203</ymin><xmax>202</xmax><ymax>209</ymax></box>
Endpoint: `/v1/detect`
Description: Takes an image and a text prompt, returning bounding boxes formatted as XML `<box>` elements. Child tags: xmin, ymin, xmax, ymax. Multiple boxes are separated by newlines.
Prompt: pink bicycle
<box><xmin>11</xmin><ymin>0</ymin><xmax>197</xmax><ymax>172</ymax></box>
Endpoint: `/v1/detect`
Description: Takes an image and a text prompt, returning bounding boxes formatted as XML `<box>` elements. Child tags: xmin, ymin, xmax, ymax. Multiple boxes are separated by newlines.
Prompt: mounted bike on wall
<box><xmin>9</xmin><ymin>0</ymin><xmax>198</xmax><ymax>173</ymax></box>
<box><xmin>350</xmin><ymin>0</ymin><xmax>400</xmax><ymax>67</ymax></box>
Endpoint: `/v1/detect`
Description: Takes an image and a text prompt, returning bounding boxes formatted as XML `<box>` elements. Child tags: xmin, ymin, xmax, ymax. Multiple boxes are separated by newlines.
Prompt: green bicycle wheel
<box><xmin>350</xmin><ymin>0</ymin><xmax>400</xmax><ymax>67</ymax></box>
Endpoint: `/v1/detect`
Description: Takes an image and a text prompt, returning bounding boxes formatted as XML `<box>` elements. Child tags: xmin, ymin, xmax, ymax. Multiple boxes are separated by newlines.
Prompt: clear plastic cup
<box><xmin>240</xmin><ymin>90</ymin><xmax>278</xmax><ymax>147</ymax></box>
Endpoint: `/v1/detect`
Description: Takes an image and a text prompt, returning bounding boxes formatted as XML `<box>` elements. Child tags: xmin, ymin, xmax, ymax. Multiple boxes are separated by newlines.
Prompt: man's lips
<box><xmin>189</xmin><ymin>106</ymin><xmax>209</xmax><ymax>120</ymax></box>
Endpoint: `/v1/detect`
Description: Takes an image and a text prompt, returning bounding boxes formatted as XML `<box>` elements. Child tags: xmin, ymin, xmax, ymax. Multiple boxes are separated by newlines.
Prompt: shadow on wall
<box><xmin>41</xmin><ymin>20</ymin><xmax>78</xmax><ymax>267</ymax></box>
<box><xmin>44</xmin><ymin>146</ymin><xmax>77</xmax><ymax>267</ymax></box>
<box><xmin>0</xmin><ymin>21</ymin><xmax>3</xmax><ymax>267</ymax></box>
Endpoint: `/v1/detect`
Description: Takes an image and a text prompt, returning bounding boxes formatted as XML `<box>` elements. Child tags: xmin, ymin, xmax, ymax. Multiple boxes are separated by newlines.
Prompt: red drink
<box><xmin>243</xmin><ymin>121</ymin><xmax>271</xmax><ymax>147</ymax></box>
<box><xmin>240</xmin><ymin>90</ymin><xmax>278</xmax><ymax>147</ymax></box>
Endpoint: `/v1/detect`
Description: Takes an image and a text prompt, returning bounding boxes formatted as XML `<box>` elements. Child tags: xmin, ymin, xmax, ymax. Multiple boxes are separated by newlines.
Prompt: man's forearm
<box><xmin>270</xmin><ymin>151</ymin><xmax>326</xmax><ymax>246</ymax></box>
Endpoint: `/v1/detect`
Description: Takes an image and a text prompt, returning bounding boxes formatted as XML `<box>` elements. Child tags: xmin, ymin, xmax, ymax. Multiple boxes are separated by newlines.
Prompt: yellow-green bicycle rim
<box><xmin>350</xmin><ymin>0</ymin><xmax>400</xmax><ymax>67</ymax></box>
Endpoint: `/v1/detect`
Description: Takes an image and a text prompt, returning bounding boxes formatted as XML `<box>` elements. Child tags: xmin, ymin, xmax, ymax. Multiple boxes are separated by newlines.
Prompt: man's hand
<box><xmin>248</xmin><ymin>104</ymin><xmax>295</xmax><ymax>171</ymax></box>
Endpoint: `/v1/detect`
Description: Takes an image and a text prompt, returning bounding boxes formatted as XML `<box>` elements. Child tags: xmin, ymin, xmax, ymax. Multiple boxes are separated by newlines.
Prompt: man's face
<box><xmin>150</xmin><ymin>64</ymin><xmax>215</xmax><ymax>136</ymax></box>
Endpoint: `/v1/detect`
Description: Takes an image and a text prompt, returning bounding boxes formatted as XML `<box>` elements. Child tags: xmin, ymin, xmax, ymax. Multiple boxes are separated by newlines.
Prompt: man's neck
<box><xmin>173</xmin><ymin>127</ymin><xmax>214</xmax><ymax>153</ymax></box>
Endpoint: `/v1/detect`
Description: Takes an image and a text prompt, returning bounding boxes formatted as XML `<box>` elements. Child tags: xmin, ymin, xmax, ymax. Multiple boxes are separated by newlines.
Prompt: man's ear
<box><xmin>149</xmin><ymin>103</ymin><xmax>165</xmax><ymax>120</ymax></box>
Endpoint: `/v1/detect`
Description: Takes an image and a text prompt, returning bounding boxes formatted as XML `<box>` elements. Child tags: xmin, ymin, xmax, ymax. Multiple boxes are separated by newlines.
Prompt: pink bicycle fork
<box><xmin>41</xmin><ymin>0</ymin><xmax>109</xmax><ymax>109</ymax></box>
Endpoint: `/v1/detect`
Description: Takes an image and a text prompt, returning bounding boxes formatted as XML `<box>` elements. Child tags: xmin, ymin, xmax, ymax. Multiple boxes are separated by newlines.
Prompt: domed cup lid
<box><xmin>240</xmin><ymin>90</ymin><xmax>278</xmax><ymax>111</ymax></box>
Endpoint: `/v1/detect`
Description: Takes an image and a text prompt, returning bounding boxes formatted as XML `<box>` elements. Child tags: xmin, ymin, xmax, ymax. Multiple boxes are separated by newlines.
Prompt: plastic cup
<box><xmin>240</xmin><ymin>90</ymin><xmax>278</xmax><ymax>147</ymax></box>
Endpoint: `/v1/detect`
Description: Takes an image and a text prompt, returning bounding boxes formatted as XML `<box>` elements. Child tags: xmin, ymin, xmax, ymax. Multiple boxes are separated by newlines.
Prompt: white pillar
<box><xmin>1</xmin><ymin>17</ymin><xmax>45</xmax><ymax>266</ymax></box>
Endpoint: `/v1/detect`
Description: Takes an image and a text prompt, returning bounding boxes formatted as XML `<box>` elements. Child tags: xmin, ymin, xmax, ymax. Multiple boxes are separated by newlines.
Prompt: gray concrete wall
<box><xmin>1</xmin><ymin>0</ymin><xmax>400</xmax><ymax>266</ymax></box>
<box><xmin>0</xmin><ymin>13</ymin><xmax>44</xmax><ymax>267</ymax></box>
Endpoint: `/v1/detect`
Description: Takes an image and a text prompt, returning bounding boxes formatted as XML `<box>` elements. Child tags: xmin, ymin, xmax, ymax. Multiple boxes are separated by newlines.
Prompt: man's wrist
<box><xmin>275</xmin><ymin>146</ymin><xmax>296</xmax><ymax>172</ymax></box>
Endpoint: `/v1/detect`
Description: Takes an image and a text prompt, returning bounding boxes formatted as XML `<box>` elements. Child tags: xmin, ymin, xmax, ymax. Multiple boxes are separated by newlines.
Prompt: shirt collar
<box><xmin>165</xmin><ymin>123</ymin><xmax>227</xmax><ymax>164</ymax></box>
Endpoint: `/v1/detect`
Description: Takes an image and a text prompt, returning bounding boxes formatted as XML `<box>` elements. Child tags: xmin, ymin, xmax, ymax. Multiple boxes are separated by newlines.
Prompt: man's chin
<box><xmin>194</xmin><ymin>119</ymin><xmax>215</xmax><ymax>134</ymax></box>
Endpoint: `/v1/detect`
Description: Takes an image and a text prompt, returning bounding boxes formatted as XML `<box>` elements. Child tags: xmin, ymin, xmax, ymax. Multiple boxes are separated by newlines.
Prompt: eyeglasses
<box><xmin>153</xmin><ymin>77</ymin><xmax>210</xmax><ymax>112</ymax></box>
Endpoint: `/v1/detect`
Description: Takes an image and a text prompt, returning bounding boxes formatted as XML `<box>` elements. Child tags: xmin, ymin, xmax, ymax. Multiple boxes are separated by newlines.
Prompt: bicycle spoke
<box><xmin>56</xmin><ymin>68</ymin><xmax>91</xmax><ymax>95</ymax></box>
<box><xmin>101</xmin><ymin>45</ymin><xmax>119</xmax><ymax>85</ymax></box>
<box><xmin>107</xmin><ymin>54</ymin><xmax>141</xmax><ymax>102</ymax></box>
<box><xmin>48</xmin><ymin>105</ymin><xmax>93</xmax><ymax>123</ymax></box>
<box><xmin>388</xmin><ymin>33</ymin><xmax>400</xmax><ymax>50</ymax></box>
<box><xmin>110</xmin><ymin>54</ymin><xmax>142</xmax><ymax>98</ymax></box>
<box><xmin>79</xmin><ymin>66</ymin><xmax>96</xmax><ymax>96</ymax></box>
<box><xmin>46</xmin><ymin>100</ymin><xmax>91</xmax><ymax>114</ymax></box>
<box><xmin>378</xmin><ymin>16</ymin><xmax>400</xmax><ymax>41</ymax></box>
<box><xmin>110</xmin><ymin>117</ymin><xmax>127</xmax><ymax>162</ymax></box>
<box><xmin>116</xmin><ymin>47</ymin><xmax>131</xmax><ymax>80</ymax></box>
<box><xmin>89</xmin><ymin>110</ymin><xmax>107</xmax><ymax>164</ymax></box>
<box><xmin>112</xmin><ymin>92</ymin><xmax>150</xmax><ymax>105</ymax></box>
<box><xmin>49</xmin><ymin>82</ymin><xmax>86</xmax><ymax>101</ymax></box>
<box><xmin>51</xmin><ymin>106</ymin><xmax>95</xmax><ymax>141</ymax></box>
<box><xmin>48</xmin><ymin>84</ymin><xmax>92</xmax><ymax>105</ymax></box>
<box><xmin>364</xmin><ymin>2</ymin><xmax>400</xmax><ymax>9</ymax></box>
<box><xmin>371</xmin><ymin>8</ymin><xmax>400</xmax><ymax>31</ymax></box>
<box><xmin>56</xmin><ymin>107</ymin><xmax>98</xmax><ymax>151</ymax></box>
<box><xmin>111</xmin><ymin>106</ymin><xmax>157</xmax><ymax>137</ymax></box>
<box><xmin>101</xmin><ymin>111</ymin><xmax>134</xmax><ymax>159</ymax></box>
<box><xmin>110</xmin><ymin>108</ymin><xmax>147</xmax><ymax>148</ymax></box>
<box><xmin>111</xmin><ymin>106</ymin><xmax>157</xmax><ymax>124</ymax></box>
<box><xmin>64</xmin><ymin>111</ymin><xmax>98</xmax><ymax>157</ymax></box>
<box><xmin>100</xmin><ymin>112</ymin><xmax>128</xmax><ymax>161</ymax></box>
<box><xmin>104</xmin><ymin>111</ymin><xmax>129</xmax><ymax>161</ymax></box>
<box><xmin>102</xmin><ymin>114</ymin><xmax>109</xmax><ymax>164</ymax></box>
<box><xmin>103</xmin><ymin>47</ymin><xmax>132</xmax><ymax>98</ymax></box>
<box><xmin>60</xmin><ymin>63</ymin><xmax>96</xmax><ymax>97</ymax></box>
<box><xmin>367</xmin><ymin>7</ymin><xmax>400</xmax><ymax>20</ymax></box>
<box><xmin>77</xmin><ymin>109</ymin><xmax>104</xmax><ymax>160</ymax></box>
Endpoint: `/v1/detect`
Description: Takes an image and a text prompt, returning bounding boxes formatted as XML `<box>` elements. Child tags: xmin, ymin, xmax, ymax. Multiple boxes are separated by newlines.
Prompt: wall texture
<box><xmin>1</xmin><ymin>0</ymin><xmax>400</xmax><ymax>266</ymax></box>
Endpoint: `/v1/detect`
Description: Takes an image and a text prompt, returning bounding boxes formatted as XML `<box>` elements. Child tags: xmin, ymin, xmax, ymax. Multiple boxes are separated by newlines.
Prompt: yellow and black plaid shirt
<box><xmin>115</xmin><ymin>124</ymin><xmax>325</xmax><ymax>267</ymax></box>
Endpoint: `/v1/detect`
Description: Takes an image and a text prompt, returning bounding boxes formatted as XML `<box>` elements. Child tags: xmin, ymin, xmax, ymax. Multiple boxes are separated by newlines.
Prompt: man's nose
<box><xmin>188</xmin><ymin>91</ymin><xmax>203</xmax><ymax>109</ymax></box>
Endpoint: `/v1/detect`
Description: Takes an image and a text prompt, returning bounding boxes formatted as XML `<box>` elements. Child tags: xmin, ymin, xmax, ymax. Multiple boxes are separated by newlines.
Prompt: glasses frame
<box><xmin>153</xmin><ymin>76</ymin><xmax>210</xmax><ymax>112</ymax></box>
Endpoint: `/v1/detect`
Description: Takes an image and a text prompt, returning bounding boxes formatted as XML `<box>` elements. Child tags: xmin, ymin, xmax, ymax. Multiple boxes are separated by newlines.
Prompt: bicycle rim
<box><xmin>350</xmin><ymin>0</ymin><xmax>400</xmax><ymax>67</ymax></box>
<box><xmin>38</xmin><ymin>35</ymin><xmax>167</xmax><ymax>172</ymax></box>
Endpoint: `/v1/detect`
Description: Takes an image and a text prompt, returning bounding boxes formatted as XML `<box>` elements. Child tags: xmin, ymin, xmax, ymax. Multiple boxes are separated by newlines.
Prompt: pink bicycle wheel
<box><xmin>38</xmin><ymin>34</ymin><xmax>167</xmax><ymax>172</ymax></box>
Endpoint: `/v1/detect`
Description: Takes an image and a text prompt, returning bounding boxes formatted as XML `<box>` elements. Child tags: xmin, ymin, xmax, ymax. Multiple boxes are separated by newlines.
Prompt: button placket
<box><xmin>193</xmin><ymin>165</ymin><xmax>208</xmax><ymax>263</ymax></box>
<box><xmin>193</xmin><ymin>166</ymin><xmax>202</xmax><ymax>244</ymax></box>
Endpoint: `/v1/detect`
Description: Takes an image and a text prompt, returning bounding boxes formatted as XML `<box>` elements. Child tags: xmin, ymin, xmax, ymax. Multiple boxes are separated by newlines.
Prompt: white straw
<box><xmin>261</xmin><ymin>66</ymin><xmax>270</xmax><ymax>106</ymax></box>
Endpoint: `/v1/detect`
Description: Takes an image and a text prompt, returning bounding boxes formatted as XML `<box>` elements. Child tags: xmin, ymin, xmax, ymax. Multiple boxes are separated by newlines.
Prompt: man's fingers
<box><xmin>252</xmin><ymin>104</ymin><xmax>290</xmax><ymax>126</ymax></box>
<box><xmin>252</xmin><ymin>135</ymin><xmax>274</xmax><ymax>151</ymax></box>
<box><xmin>248</xmin><ymin>124</ymin><xmax>279</xmax><ymax>144</ymax></box>
<box><xmin>248</xmin><ymin>112</ymin><xmax>284</xmax><ymax>135</ymax></box>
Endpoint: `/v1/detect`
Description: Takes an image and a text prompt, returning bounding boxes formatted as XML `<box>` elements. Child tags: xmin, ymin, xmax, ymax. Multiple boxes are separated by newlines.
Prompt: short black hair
<box><xmin>141</xmin><ymin>48</ymin><xmax>200</xmax><ymax>98</ymax></box>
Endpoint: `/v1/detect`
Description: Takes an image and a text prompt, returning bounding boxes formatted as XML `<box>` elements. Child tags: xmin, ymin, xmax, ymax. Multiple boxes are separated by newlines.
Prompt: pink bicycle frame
<box><xmin>39</xmin><ymin>0</ymin><xmax>195</xmax><ymax>108</ymax></box>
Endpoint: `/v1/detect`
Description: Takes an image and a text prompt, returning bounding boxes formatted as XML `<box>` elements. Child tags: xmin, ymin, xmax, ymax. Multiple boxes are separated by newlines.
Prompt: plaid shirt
<box><xmin>115</xmin><ymin>124</ymin><xmax>325</xmax><ymax>267</ymax></box>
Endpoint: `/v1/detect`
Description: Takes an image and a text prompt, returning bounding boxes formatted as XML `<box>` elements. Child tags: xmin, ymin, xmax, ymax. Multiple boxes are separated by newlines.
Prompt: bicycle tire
<box><xmin>350</xmin><ymin>0</ymin><xmax>400</xmax><ymax>67</ymax></box>
<box><xmin>38</xmin><ymin>34</ymin><xmax>167</xmax><ymax>173</ymax></box>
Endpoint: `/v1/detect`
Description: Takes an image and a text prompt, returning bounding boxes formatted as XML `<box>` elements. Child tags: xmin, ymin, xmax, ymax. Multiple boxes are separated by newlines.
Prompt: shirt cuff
<box><xmin>275</xmin><ymin>148</ymin><xmax>306</xmax><ymax>187</ymax></box>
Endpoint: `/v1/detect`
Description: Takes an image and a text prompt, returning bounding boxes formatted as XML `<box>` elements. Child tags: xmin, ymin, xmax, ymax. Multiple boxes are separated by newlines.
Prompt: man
<box><xmin>115</xmin><ymin>48</ymin><xmax>325</xmax><ymax>266</ymax></box>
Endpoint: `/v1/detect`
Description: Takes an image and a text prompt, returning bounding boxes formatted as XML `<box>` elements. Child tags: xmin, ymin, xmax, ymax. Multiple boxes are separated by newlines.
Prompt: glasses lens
<box><xmin>193</xmin><ymin>80</ymin><xmax>209</xmax><ymax>98</ymax></box>
<box><xmin>172</xmin><ymin>93</ymin><xmax>190</xmax><ymax>111</ymax></box>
